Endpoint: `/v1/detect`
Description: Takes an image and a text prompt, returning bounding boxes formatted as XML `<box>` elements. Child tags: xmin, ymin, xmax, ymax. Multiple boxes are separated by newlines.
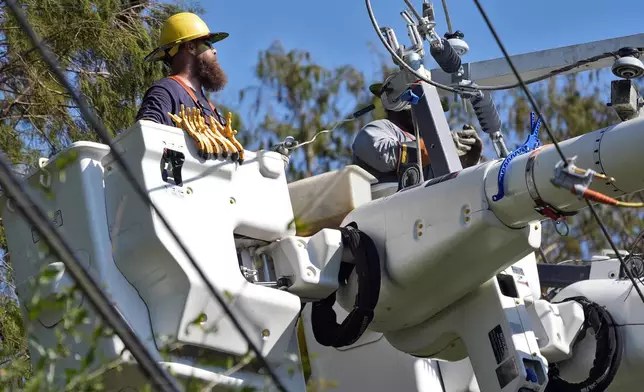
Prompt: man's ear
<box><xmin>185</xmin><ymin>41</ymin><xmax>197</xmax><ymax>55</ymax></box>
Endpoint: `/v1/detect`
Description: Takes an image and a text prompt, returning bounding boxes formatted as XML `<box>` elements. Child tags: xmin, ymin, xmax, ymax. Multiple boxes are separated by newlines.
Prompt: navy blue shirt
<box><xmin>136</xmin><ymin>77</ymin><xmax>225</xmax><ymax>127</ymax></box>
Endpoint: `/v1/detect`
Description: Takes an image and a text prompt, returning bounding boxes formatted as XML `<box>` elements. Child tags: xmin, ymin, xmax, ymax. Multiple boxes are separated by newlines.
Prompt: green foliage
<box><xmin>242</xmin><ymin>41</ymin><xmax>368</xmax><ymax>179</ymax></box>
<box><xmin>0</xmin><ymin>297</ymin><xmax>30</xmax><ymax>388</ymax></box>
<box><xmin>0</xmin><ymin>0</ymin><xmax>215</xmax><ymax>389</ymax></box>
<box><xmin>0</xmin><ymin>0</ymin><xmax>203</xmax><ymax>166</ymax></box>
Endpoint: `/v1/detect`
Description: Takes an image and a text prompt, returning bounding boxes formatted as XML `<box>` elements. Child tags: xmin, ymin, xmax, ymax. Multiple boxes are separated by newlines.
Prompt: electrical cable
<box><xmin>538</xmin><ymin>246</ymin><xmax>551</xmax><ymax>264</ymax></box>
<box><xmin>546</xmin><ymin>296</ymin><xmax>623</xmax><ymax>391</ymax></box>
<box><xmin>403</xmin><ymin>0</ymin><xmax>423</xmax><ymax>23</ymax></box>
<box><xmin>440</xmin><ymin>0</ymin><xmax>453</xmax><ymax>34</ymax></box>
<box><xmin>366</xmin><ymin>0</ymin><xmax>473</xmax><ymax>95</ymax></box>
<box><xmin>0</xmin><ymin>153</ymin><xmax>182</xmax><ymax>392</ymax></box>
<box><xmin>282</xmin><ymin>104</ymin><xmax>376</xmax><ymax>151</ymax></box>
<box><xmin>367</xmin><ymin>0</ymin><xmax>643</xmax><ymax>94</ymax></box>
<box><xmin>4</xmin><ymin>1</ymin><xmax>288</xmax><ymax>390</ymax></box>
<box><xmin>576</xmin><ymin>188</ymin><xmax>644</xmax><ymax>208</ymax></box>
<box><xmin>471</xmin><ymin>0</ymin><xmax>644</xmax><ymax>306</ymax></box>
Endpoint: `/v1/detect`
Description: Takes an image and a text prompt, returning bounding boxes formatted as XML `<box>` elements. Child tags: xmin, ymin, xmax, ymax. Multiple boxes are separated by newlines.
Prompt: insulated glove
<box><xmin>169</xmin><ymin>105</ymin><xmax>244</xmax><ymax>163</ymax></box>
<box><xmin>452</xmin><ymin>124</ymin><xmax>483</xmax><ymax>168</ymax></box>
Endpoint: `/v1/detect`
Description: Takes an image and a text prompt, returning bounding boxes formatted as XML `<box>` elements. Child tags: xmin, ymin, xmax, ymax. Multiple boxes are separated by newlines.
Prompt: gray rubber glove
<box><xmin>452</xmin><ymin>124</ymin><xmax>483</xmax><ymax>168</ymax></box>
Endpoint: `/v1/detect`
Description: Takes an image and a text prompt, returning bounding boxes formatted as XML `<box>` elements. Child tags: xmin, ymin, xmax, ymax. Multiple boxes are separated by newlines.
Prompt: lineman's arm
<box><xmin>352</xmin><ymin>122</ymin><xmax>429</xmax><ymax>173</ymax></box>
<box><xmin>136</xmin><ymin>85</ymin><xmax>174</xmax><ymax>127</ymax></box>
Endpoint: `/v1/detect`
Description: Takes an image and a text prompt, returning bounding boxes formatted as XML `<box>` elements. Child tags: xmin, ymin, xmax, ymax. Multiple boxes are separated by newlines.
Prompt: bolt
<box><xmin>262</xmin><ymin>329</ymin><xmax>270</xmax><ymax>338</ymax></box>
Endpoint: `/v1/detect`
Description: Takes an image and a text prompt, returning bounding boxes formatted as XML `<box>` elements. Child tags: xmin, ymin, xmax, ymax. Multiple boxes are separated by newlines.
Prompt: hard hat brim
<box><xmin>144</xmin><ymin>31</ymin><xmax>229</xmax><ymax>63</ymax></box>
<box><xmin>369</xmin><ymin>83</ymin><xmax>384</xmax><ymax>98</ymax></box>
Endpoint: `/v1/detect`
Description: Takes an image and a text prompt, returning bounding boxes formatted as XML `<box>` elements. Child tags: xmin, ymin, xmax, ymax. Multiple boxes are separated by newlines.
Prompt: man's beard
<box><xmin>195</xmin><ymin>56</ymin><xmax>228</xmax><ymax>92</ymax></box>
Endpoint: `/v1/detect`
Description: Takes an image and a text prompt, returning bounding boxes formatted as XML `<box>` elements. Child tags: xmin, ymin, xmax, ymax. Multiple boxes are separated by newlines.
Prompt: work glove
<box><xmin>452</xmin><ymin>124</ymin><xmax>483</xmax><ymax>168</ymax></box>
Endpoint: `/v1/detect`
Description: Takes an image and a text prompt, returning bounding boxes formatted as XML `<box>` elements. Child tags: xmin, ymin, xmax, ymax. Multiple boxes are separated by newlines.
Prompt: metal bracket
<box><xmin>525</xmin><ymin>147</ymin><xmax>577</xmax><ymax>223</ymax></box>
<box><xmin>410</xmin><ymin>82</ymin><xmax>464</xmax><ymax>177</ymax></box>
<box><xmin>609</xmin><ymin>79</ymin><xmax>644</xmax><ymax>121</ymax></box>
<box><xmin>429</xmin><ymin>33</ymin><xmax>644</xmax><ymax>99</ymax></box>
<box><xmin>550</xmin><ymin>157</ymin><xmax>614</xmax><ymax>199</ymax></box>
<box><xmin>492</xmin><ymin>112</ymin><xmax>542</xmax><ymax>202</ymax></box>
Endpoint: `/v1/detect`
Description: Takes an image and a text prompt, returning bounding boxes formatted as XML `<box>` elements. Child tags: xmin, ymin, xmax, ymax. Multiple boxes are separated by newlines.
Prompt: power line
<box><xmin>3</xmin><ymin>0</ymin><xmax>288</xmax><ymax>390</ymax></box>
<box><xmin>471</xmin><ymin>0</ymin><xmax>644</xmax><ymax>305</ymax></box>
<box><xmin>440</xmin><ymin>0</ymin><xmax>453</xmax><ymax>34</ymax></box>
<box><xmin>0</xmin><ymin>152</ymin><xmax>182</xmax><ymax>392</ymax></box>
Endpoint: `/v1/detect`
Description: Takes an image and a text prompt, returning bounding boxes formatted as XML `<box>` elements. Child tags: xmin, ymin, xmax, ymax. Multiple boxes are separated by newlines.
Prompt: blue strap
<box><xmin>492</xmin><ymin>112</ymin><xmax>542</xmax><ymax>202</ymax></box>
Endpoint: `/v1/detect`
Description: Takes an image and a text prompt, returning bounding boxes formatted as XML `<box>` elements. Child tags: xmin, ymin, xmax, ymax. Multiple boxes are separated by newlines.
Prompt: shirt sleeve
<box><xmin>352</xmin><ymin>122</ymin><xmax>402</xmax><ymax>173</ymax></box>
<box><xmin>136</xmin><ymin>85</ymin><xmax>174</xmax><ymax>126</ymax></box>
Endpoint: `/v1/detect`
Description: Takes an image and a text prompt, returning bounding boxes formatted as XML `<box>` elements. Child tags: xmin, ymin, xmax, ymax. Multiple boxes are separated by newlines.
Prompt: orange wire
<box><xmin>580</xmin><ymin>188</ymin><xmax>644</xmax><ymax>207</ymax></box>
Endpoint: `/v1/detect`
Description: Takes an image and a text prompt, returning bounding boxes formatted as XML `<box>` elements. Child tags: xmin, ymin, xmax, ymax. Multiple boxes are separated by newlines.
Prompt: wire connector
<box><xmin>550</xmin><ymin>157</ymin><xmax>614</xmax><ymax>199</ymax></box>
<box><xmin>550</xmin><ymin>159</ymin><xmax>644</xmax><ymax>208</ymax></box>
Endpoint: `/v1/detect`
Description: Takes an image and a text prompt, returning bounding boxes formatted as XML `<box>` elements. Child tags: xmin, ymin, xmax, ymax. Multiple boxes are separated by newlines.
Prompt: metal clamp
<box><xmin>525</xmin><ymin>147</ymin><xmax>577</xmax><ymax>222</ymax></box>
<box><xmin>38</xmin><ymin>157</ymin><xmax>51</xmax><ymax>189</ymax></box>
<box><xmin>550</xmin><ymin>157</ymin><xmax>614</xmax><ymax>199</ymax></box>
<box><xmin>492</xmin><ymin>112</ymin><xmax>542</xmax><ymax>201</ymax></box>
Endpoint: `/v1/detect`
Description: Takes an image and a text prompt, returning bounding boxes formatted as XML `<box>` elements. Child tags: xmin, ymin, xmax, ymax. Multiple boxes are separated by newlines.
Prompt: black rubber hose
<box><xmin>546</xmin><ymin>296</ymin><xmax>623</xmax><ymax>392</ymax></box>
<box><xmin>310</xmin><ymin>224</ymin><xmax>381</xmax><ymax>348</ymax></box>
<box><xmin>430</xmin><ymin>38</ymin><xmax>462</xmax><ymax>74</ymax></box>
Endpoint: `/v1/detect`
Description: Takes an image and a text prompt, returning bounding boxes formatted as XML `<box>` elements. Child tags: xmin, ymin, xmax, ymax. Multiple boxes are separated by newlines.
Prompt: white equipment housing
<box><xmin>2</xmin><ymin>15</ymin><xmax>644</xmax><ymax>389</ymax></box>
<box><xmin>4</xmin><ymin>115</ymin><xmax>644</xmax><ymax>391</ymax></box>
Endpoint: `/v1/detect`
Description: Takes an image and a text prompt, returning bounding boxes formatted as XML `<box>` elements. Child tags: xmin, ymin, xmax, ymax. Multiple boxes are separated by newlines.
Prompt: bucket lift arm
<box><xmin>3</xmin><ymin>1</ymin><xmax>644</xmax><ymax>391</ymax></box>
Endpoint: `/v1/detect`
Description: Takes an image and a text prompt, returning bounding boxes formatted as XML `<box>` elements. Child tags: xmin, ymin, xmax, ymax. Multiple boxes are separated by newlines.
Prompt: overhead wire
<box><xmin>440</xmin><ymin>0</ymin><xmax>453</xmax><ymax>34</ymax></box>
<box><xmin>470</xmin><ymin>0</ymin><xmax>644</xmax><ymax>305</ymax></box>
<box><xmin>367</xmin><ymin>0</ymin><xmax>643</xmax><ymax>93</ymax></box>
<box><xmin>0</xmin><ymin>152</ymin><xmax>182</xmax><ymax>392</ymax></box>
<box><xmin>366</xmin><ymin>0</ymin><xmax>474</xmax><ymax>95</ymax></box>
<box><xmin>4</xmin><ymin>1</ymin><xmax>288</xmax><ymax>390</ymax></box>
<box><xmin>286</xmin><ymin>105</ymin><xmax>375</xmax><ymax>151</ymax></box>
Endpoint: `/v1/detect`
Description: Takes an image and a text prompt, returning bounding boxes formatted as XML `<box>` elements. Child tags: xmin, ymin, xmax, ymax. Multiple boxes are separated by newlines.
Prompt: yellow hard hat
<box><xmin>144</xmin><ymin>12</ymin><xmax>228</xmax><ymax>62</ymax></box>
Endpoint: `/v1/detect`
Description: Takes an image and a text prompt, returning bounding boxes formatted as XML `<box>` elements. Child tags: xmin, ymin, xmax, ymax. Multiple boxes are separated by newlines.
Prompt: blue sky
<box><xmin>200</xmin><ymin>0</ymin><xmax>644</xmax><ymax>117</ymax></box>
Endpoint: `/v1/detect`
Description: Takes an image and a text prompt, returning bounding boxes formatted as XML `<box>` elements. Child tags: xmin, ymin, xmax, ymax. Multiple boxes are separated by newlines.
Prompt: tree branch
<box><xmin>65</xmin><ymin>68</ymin><xmax>111</xmax><ymax>77</ymax></box>
<box><xmin>0</xmin><ymin>82</ymin><xmax>33</xmax><ymax>117</ymax></box>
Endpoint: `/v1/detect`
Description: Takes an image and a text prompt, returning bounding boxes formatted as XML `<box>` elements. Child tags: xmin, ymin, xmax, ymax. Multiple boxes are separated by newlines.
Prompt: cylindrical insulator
<box><xmin>430</xmin><ymin>38</ymin><xmax>462</xmax><ymax>74</ymax></box>
<box><xmin>470</xmin><ymin>91</ymin><xmax>502</xmax><ymax>135</ymax></box>
<box><xmin>484</xmin><ymin>115</ymin><xmax>644</xmax><ymax>228</ymax></box>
